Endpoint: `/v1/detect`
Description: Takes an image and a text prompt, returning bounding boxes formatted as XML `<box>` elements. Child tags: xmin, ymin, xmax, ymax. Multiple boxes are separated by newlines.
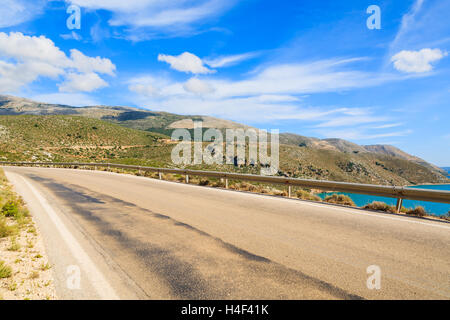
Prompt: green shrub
<box><xmin>406</xmin><ymin>206</ymin><xmax>427</xmax><ymax>217</ymax></box>
<box><xmin>0</xmin><ymin>261</ymin><xmax>12</xmax><ymax>278</ymax></box>
<box><xmin>1</xmin><ymin>201</ymin><xmax>19</xmax><ymax>217</ymax></box>
<box><xmin>324</xmin><ymin>194</ymin><xmax>355</xmax><ymax>206</ymax></box>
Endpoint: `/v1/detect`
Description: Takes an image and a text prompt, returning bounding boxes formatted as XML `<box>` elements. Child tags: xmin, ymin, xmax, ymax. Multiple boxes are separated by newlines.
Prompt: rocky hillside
<box><xmin>0</xmin><ymin>95</ymin><xmax>448</xmax><ymax>185</ymax></box>
<box><xmin>363</xmin><ymin>144</ymin><xmax>446</xmax><ymax>174</ymax></box>
<box><xmin>0</xmin><ymin>95</ymin><xmax>243</xmax><ymax>131</ymax></box>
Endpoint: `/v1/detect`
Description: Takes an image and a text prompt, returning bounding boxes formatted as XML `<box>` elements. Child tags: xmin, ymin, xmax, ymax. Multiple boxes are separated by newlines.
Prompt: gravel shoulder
<box><xmin>0</xmin><ymin>168</ymin><xmax>56</xmax><ymax>300</ymax></box>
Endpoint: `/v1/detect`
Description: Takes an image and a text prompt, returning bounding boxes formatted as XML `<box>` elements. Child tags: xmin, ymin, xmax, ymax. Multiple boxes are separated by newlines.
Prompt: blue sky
<box><xmin>0</xmin><ymin>0</ymin><xmax>449</xmax><ymax>165</ymax></box>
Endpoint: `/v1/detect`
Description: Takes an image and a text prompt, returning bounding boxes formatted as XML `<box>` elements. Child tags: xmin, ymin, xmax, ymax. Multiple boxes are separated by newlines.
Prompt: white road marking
<box><xmin>296</xmin><ymin>199</ymin><xmax>450</xmax><ymax>230</ymax></box>
<box><xmin>20</xmin><ymin>175</ymin><xmax>120</xmax><ymax>300</ymax></box>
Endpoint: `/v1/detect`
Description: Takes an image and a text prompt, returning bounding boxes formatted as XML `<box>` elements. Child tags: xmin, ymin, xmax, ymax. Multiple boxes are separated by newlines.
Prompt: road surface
<box><xmin>3</xmin><ymin>166</ymin><xmax>450</xmax><ymax>299</ymax></box>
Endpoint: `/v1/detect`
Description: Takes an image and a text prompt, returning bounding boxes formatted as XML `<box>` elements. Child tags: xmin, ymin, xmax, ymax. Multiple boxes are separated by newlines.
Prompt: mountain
<box><xmin>0</xmin><ymin>95</ymin><xmax>248</xmax><ymax>132</ymax></box>
<box><xmin>363</xmin><ymin>145</ymin><xmax>447</xmax><ymax>176</ymax></box>
<box><xmin>278</xmin><ymin>135</ymin><xmax>446</xmax><ymax>176</ymax></box>
<box><xmin>323</xmin><ymin>138</ymin><xmax>368</xmax><ymax>154</ymax></box>
<box><xmin>0</xmin><ymin>95</ymin><xmax>448</xmax><ymax>185</ymax></box>
<box><xmin>0</xmin><ymin>115</ymin><xmax>172</xmax><ymax>166</ymax></box>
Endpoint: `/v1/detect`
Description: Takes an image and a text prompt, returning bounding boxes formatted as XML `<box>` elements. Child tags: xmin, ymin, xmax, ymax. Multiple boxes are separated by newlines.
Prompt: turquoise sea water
<box><xmin>318</xmin><ymin>183</ymin><xmax>450</xmax><ymax>216</ymax></box>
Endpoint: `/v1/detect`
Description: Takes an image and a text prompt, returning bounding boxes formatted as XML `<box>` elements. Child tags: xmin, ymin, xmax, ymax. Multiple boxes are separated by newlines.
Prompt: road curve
<box><xmin>3</xmin><ymin>166</ymin><xmax>450</xmax><ymax>299</ymax></box>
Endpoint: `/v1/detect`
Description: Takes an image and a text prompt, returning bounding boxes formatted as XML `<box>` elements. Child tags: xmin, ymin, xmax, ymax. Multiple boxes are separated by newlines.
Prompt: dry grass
<box><xmin>296</xmin><ymin>189</ymin><xmax>322</xmax><ymax>201</ymax></box>
<box><xmin>0</xmin><ymin>218</ymin><xmax>17</xmax><ymax>238</ymax></box>
<box><xmin>0</xmin><ymin>261</ymin><xmax>12</xmax><ymax>279</ymax></box>
<box><xmin>362</xmin><ymin>202</ymin><xmax>433</xmax><ymax>218</ymax></box>
<box><xmin>406</xmin><ymin>206</ymin><xmax>427</xmax><ymax>217</ymax></box>
<box><xmin>324</xmin><ymin>194</ymin><xmax>356</xmax><ymax>206</ymax></box>
<box><xmin>7</xmin><ymin>237</ymin><xmax>21</xmax><ymax>252</ymax></box>
<box><xmin>363</xmin><ymin>201</ymin><xmax>397</xmax><ymax>213</ymax></box>
<box><xmin>39</xmin><ymin>262</ymin><xmax>51</xmax><ymax>271</ymax></box>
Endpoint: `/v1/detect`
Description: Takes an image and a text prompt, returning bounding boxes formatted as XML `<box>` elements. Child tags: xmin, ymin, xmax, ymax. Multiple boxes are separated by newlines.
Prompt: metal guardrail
<box><xmin>1</xmin><ymin>161</ymin><xmax>450</xmax><ymax>212</ymax></box>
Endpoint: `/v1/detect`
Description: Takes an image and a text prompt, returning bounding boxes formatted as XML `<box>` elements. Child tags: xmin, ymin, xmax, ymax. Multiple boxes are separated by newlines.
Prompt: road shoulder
<box><xmin>0</xmin><ymin>168</ymin><xmax>56</xmax><ymax>300</ymax></box>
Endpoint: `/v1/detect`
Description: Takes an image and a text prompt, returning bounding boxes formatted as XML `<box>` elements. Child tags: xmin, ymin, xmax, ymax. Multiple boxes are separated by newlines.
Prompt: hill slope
<box><xmin>0</xmin><ymin>115</ymin><xmax>448</xmax><ymax>185</ymax></box>
<box><xmin>0</xmin><ymin>95</ymin><xmax>248</xmax><ymax>132</ymax></box>
<box><xmin>363</xmin><ymin>144</ymin><xmax>446</xmax><ymax>174</ymax></box>
<box><xmin>0</xmin><ymin>115</ymin><xmax>169</xmax><ymax>164</ymax></box>
<box><xmin>0</xmin><ymin>95</ymin><xmax>447</xmax><ymax>184</ymax></box>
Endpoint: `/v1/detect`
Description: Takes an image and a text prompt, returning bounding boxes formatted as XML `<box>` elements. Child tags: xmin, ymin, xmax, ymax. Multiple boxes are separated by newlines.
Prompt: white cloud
<box><xmin>204</xmin><ymin>52</ymin><xmax>258</xmax><ymax>68</ymax></box>
<box><xmin>58</xmin><ymin>72</ymin><xmax>109</xmax><ymax>92</ymax></box>
<box><xmin>391</xmin><ymin>48</ymin><xmax>447</xmax><ymax>73</ymax></box>
<box><xmin>128</xmin><ymin>75</ymin><xmax>185</xmax><ymax>97</ymax></box>
<box><xmin>129</xmin><ymin>83</ymin><xmax>160</xmax><ymax>97</ymax></box>
<box><xmin>0</xmin><ymin>32</ymin><xmax>69</xmax><ymax>67</ymax></box>
<box><xmin>158</xmin><ymin>52</ymin><xmax>214</xmax><ymax>74</ymax></box>
<box><xmin>0</xmin><ymin>32</ymin><xmax>115</xmax><ymax>93</ymax></box>
<box><xmin>314</xmin><ymin>115</ymin><xmax>389</xmax><ymax>128</ymax></box>
<box><xmin>387</xmin><ymin>0</ymin><xmax>450</xmax><ymax>65</ymax></box>
<box><xmin>31</xmin><ymin>93</ymin><xmax>101</xmax><ymax>107</ymax></box>
<box><xmin>68</xmin><ymin>0</ymin><xmax>235</xmax><ymax>34</ymax></box>
<box><xmin>390</xmin><ymin>0</ymin><xmax>425</xmax><ymax>52</ymax></box>
<box><xmin>183</xmin><ymin>78</ymin><xmax>214</xmax><ymax>94</ymax></box>
<box><xmin>153</xmin><ymin>58</ymin><xmax>381</xmax><ymax>100</ymax></box>
<box><xmin>254</xmin><ymin>95</ymin><xmax>299</xmax><ymax>103</ymax></box>
<box><xmin>369</xmin><ymin>123</ymin><xmax>404</xmax><ymax>129</ymax></box>
<box><xmin>0</xmin><ymin>0</ymin><xmax>46</xmax><ymax>28</ymax></box>
<box><xmin>69</xmin><ymin>49</ymin><xmax>116</xmax><ymax>75</ymax></box>
<box><xmin>128</xmin><ymin>57</ymin><xmax>407</xmax><ymax>125</ymax></box>
<box><xmin>60</xmin><ymin>31</ymin><xmax>83</xmax><ymax>41</ymax></box>
<box><xmin>127</xmin><ymin>56</ymin><xmax>411</xmax><ymax>145</ymax></box>
<box><xmin>90</xmin><ymin>22</ymin><xmax>110</xmax><ymax>43</ymax></box>
<box><xmin>209</xmin><ymin>59</ymin><xmax>389</xmax><ymax>98</ymax></box>
<box><xmin>316</xmin><ymin>128</ymin><xmax>413</xmax><ymax>141</ymax></box>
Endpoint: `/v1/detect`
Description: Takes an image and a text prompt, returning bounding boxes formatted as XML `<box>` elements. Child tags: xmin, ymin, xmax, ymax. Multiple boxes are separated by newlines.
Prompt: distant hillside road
<box><xmin>3</xmin><ymin>166</ymin><xmax>450</xmax><ymax>300</ymax></box>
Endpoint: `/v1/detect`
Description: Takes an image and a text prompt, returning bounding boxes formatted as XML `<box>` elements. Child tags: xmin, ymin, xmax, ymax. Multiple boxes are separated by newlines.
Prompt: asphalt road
<box><xmin>3</xmin><ymin>166</ymin><xmax>450</xmax><ymax>299</ymax></box>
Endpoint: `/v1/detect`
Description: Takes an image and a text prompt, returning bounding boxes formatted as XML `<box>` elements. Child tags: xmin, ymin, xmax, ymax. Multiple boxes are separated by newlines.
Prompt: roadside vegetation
<box><xmin>405</xmin><ymin>206</ymin><xmax>427</xmax><ymax>217</ymax></box>
<box><xmin>0</xmin><ymin>168</ymin><xmax>56</xmax><ymax>300</ymax></box>
<box><xmin>362</xmin><ymin>201</ymin><xmax>440</xmax><ymax>218</ymax></box>
<box><xmin>324</xmin><ymin>194</ymin><xmax>355</xmax><ymax>206</ymax></box>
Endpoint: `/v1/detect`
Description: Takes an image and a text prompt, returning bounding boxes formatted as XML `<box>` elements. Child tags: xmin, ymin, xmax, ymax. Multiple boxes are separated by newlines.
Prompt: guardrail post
<box><xmin>159</xmin><ymin>172</ymin><xmax>162</xmax><ymax>180</ymax></box>
<box><xmin>225</xmin><ymin>178</ymin><xmax>228</xmax><ymax>189</ymax></box>
<box><xmin>186</xmin><ymin>174</ymin><xmax>189</xmax><ymax>184</ymax></box>
<box><xmin>288</xmin><ymin>185</ymin><xmax>292</xmax><ymax>198</ymax></box>
<box><xmin>396</xmin><ymin>198</ymin><xmax>403</xmax><ymax>213</ymax></box>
